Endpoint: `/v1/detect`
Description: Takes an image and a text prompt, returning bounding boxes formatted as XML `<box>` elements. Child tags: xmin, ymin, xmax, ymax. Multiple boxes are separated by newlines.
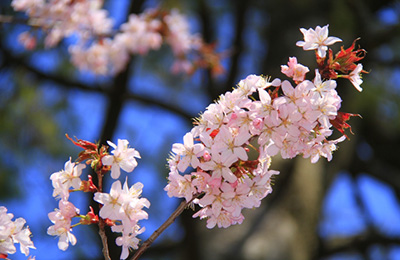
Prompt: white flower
<box><xmin>349</xmin><ymin>64</ymin><xmax>363</xmax><ymax>92</ymax></box>
<box><xmin>102</xmin><ymin>139</ymin><xmax>141</xmax><ymax>179</ymax></box>
<box><xmin>296</xmin><ymin>25</ymin><xmax>342</xmax><ymax>57</ymax></box>
<box><xmin>172</xmin><ymin>132</ymin><xmax>204</xmax><ymax>172</ymax></box>
<box><xmin>94</xmin><ymin>180</ymin><xmax>125</xmax><ymax>220</ymax></box>
<box><xmin>12</xmin><ymin>218</ymin><xmax>36</xmax><ymax>256</ymax></box>
<box><xmin>94</xmin><ymin>179</ymin><xmax>150</xmax><ymax>222</ymax></box>
<box><xmin>94</xmin><ymin>179</ymin><xmax>149</xmax><ymax>259</ymax></box>
<box><xmin>312</xmin><ymin>69</ymin><xmax>337</xmax><ymax>97</ymax></box>
<box><xmin>50</xmin><ymin>158</ymin><xmax>86</xmax><ymax>200</ymax></box>
<box><xmin>0</xmin><ymin>206</ymin><xmax>35</xmax><ymax>256</ymax></box>
<box><xmin>113</xmin><ymin>224</ymin><xmax>145</xmax><ymax>260</ymax></box>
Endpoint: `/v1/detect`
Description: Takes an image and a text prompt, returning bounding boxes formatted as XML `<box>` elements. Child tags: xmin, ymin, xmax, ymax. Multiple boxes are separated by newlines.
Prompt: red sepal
<box><xmin>332</xmin><ymin>38</ymin><xmax>366</xmax><ymax>74</ymax></box>
<box><xmin>104</xmin><ymin>218</ymin><xmax>116</xmax><ymax>226</ymax></box>
<box><xmin>330</xmin><ymin>112</ymin><xmax>361</xmax><ymax>139</ymax></box>
<box><xmin>66</xmin><ymin>134</ymin><xmax>98</xmax><ymax>151</ymax></box>
<box><xmin>80</xmin><ymin>206</ymin><xmax>99</xmax><ymax>225</ymax></box>
<box><xmin>80</xmin><ymin>175</ymin><xmax>98</xmax><ymax>193</ymax></box>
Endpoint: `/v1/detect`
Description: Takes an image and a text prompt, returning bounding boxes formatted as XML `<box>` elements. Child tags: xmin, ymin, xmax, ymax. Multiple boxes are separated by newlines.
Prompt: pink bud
<box><xmin>253</xmin><ymin>118</ymin><xmax>263</xmax><ymax>130</ymax></box>
<box><xmin>203</xmin><ymin>151</ymin><xmax>211</xmax><ymax>161</ymax></box>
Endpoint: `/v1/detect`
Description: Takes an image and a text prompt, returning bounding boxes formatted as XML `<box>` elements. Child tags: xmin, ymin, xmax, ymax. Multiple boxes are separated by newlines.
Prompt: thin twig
<box><xmin>130</xmin><ymin>194</ymin><xmax>202</xmax><ymax>260</ymax></box>
<box><xmin>98</xmin><ymin>218</ymin><xmax>112</xmax><ymax>260</ymax></box>
<box><xmin>96</xmin><ymin>169</ymin><xmax>111</xmax><ymax>260</ymax></box>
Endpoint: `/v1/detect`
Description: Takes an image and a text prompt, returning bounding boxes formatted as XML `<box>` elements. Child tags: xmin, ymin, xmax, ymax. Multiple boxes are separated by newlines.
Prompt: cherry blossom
<box><xmin>12</xmin><ymin>0</ymin><xmax>113</xmax><ymax>48</ymax></box>
<box><xmin>349</xmin><ymin>63</ymin><xmax>364</xmax><ymax>92</ymax></box>
<box><xmin>94</xmin><ymin>178</ymin><xmax>149</xmax><ymax>259</ymax></box>
<box><xmin>102</xmin><ymin>139</ymin><xmax>141</xmax><ymax>179</ymax></box>
<box><xmin>93</xmin><ymin>178</ymin><xmax>150</xmax><ymax>224</ymax></box>
<box><xmin>114</xmin><ymin>225</ymin><xmax>145</xmax><ymax>259</ymax></box>
<box><xmin>172</xmin><ymin>132</ymin><xmax>205</xmax><ymax>172</ymax></box>
<box><xmin>39</xmin><ymin>24</ymin><xmax>366</xmax><ymax>256</ymax></box>
<box><xmin>50</xmin><ymin>158</ymin><xmax>86</xmax><ymax>200</ymax></box>
<box><xmin>165</xmin><ymin>30</ymin><xmax>365</xmax><ymax>227</ymax></box>
<box><xmin>164</xmin><ymin>9</ymin><xmax>202</xmax><ymax>55</ymax></box>
<box><xmin>47</xmin><ymin>200</ymin><xmax>79</xmax><ymax>251</ymax></box>
<box><xmin>11</xmin><ymin>3</ymin><xmax>222</xmax><ymax>76</ymax></box>
<box><xmin>164</xmin><ymin>168</ymin><xmax>197</xmax><ymax>202</ymax></box>
<box><xmin>296</xmin><ymin>25</ymin><xmax>342</xmax><ymax>57</ymax></box>
<box><xmin>0</xmin><ymin>206</ymin><xmax>35</xmax><ymax>257</ymax></box>
<box><xmin>281</xmin><ymin>57</ymin><xmax>310</xmax><ymax>82</ymax></box>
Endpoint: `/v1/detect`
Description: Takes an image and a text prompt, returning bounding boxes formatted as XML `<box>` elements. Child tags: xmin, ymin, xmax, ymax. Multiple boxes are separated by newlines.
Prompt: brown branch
<box><xmin>0</xmin><ymin>46</ymin><xmax>195</xmax><ymax>121</ymax></box>
<box><xmin>98</xmin><ymin>218</ymin><xmax>112</xmax><ymax>260</ymax></box>
<box><xmin>124</xmin><ymin>93</ymin><xmax>194</xmax><ymax>121</ymax></box>
<box><xmin>130</xmin><ymin>194</ymin><xmax>202</xmax><ymax>260</ymax></box>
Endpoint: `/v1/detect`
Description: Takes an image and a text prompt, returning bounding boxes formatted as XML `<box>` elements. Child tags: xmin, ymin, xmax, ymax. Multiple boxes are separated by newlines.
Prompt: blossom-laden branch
<box><xmin>164</xmin><ymin>24</ymin><xmax>366</xmax><ymax>229</ymax></box>
<box><xmin>0</xmin><ymin>24</ymin><xmax>367</xmax><ymax>260</ymax></box>
<box><xmin>8</xmin><ymin>0</ymin><xmax>224</xmax><ymax>76</ymax></box>
<box><xmin>47</xmin><ymin>136</ymin><xmax>149</xmax><ymax>260</ymax></box>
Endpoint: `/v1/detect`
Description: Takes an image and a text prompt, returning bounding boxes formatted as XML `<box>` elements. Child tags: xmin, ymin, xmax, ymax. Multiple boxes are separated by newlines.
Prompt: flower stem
<box><xmin>98</xmin><ymin>218</ymin><xmax>112</xmax><ymax>260</ymax></box>
<box><xmin>130</xmin><ymin>194</ymin><xmax>202</xmax><ymax>260</ymax></box>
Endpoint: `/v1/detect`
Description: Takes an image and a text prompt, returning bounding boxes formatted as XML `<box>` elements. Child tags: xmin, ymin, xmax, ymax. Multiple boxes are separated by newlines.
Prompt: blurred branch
<box><xmin>223</xmin><ymin>0</ymin><xmax>248</xmax><ymax>97</ymax></box>
<box><xmin>198</xmin><ymin>0</ymin><xmax>215</xmax><ymax>100</ymax></box>
<box><xmin>95</xmin><ymin>2</ymin><xmax>144</xmax><ymax>257</ymax></box>
<box><xmin>317</xmin><ymin>232</ymin><xmax>400</xmax><ymax>258</ymax></box>
<box><xmin>345</xmin><ymin>0</ymin><xmax>400</xmax><ymax>50</ymax></box>
<box><xmin>0</xmin><ymin>46</ymin><xmax>194</xmax><ymax>121</ymax></box>
<box><xmin>0</xmin><ymin>44</ymin><xmax>108</xmax><ymax>91</ymax></box>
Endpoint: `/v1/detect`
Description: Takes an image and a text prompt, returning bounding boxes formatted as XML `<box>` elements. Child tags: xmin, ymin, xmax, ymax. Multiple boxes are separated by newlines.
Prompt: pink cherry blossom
<box><xmin>312</xmin><ymin>70</ymin><xmax>337</xmax><ymax>97</ymax></box>
<box><xmin>281</xmin><ymin>57</ymin><xmax>310</xmax><ymax>82</ymax></box>
<box><xmin>213</xmin><ymin>126</ymin><xmax>250</xmax><ymax>162</ymax></box>
<box><xmin>201</xmin><ymin>147</ymin><xmax>238</xmax><ymax>183</ymax></box>
<box><xmin>94</xmin><ymin>180</ymin><xmax>124</xmax><ymax>220</ymax></box>
<box><xmin>172</xmin><ymin>132</ymin><xmax>204</xmax><ymax>172</ymax></box>
<box><xmin>164</xmin><ymin>9</ymin><xmax>201</xmax><ymax>55</ymax></box>
<box><xmin>165</xmin><ymin>62</ymin><xmax>361</xmax><ymax>228</ymax></box>
<box><xmin>164</xmin><ymin>169</ymin><xmax>197</xmax><ymax>202</ymax></box>
<box><xmin>47</xmin><ymin>200</ymin><xmax>79</xmax><ymax>251</ymax></box>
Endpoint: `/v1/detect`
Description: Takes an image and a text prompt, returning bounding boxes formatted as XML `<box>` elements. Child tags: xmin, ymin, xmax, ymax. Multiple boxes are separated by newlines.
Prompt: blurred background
<box><xmin>1</xmin><ymin>0</ymin><xmax>400</xmax><ymax>259</ymax></box>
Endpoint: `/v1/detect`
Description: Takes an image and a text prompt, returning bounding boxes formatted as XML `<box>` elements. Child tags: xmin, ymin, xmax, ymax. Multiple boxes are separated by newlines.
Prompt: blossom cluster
<box><xmin>164</xmin><ymin>25</ymin><xmax>366</xmax><ymax>228</ymax></box>
<box><xmin>12</xmin><ymin>0</ymin><xmax>113</xmax><ymax>48</ymax></box>
<box><xmin>11</xmin><ymin>1</ymin><xmax>222</xmax><ymax>75</ymax></box>
<box><xmin>0</xmin><ymin>206</ymin><xmax>35</xmax><ymax>258</ymax></box>
<box><xmin>48</xmin><ymin>137</ymin><xmax>148</xmax><ymax>259</ymax></box>
<box><xmin>94</xmin><ymin>179</ymin><xmax>150</xmax><ymax>260</ymax></box>
<box><xmin>2</xmin><ymin>23</ymin><xmax>366</xmax><ymax>259</ymax></box>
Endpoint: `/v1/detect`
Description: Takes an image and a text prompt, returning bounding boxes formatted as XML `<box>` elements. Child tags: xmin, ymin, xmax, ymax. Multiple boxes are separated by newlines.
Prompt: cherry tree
<box><xmin>0</xmin><ymin>1</ymin><xmax>376</xmax><ymax>260</ymax></box>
